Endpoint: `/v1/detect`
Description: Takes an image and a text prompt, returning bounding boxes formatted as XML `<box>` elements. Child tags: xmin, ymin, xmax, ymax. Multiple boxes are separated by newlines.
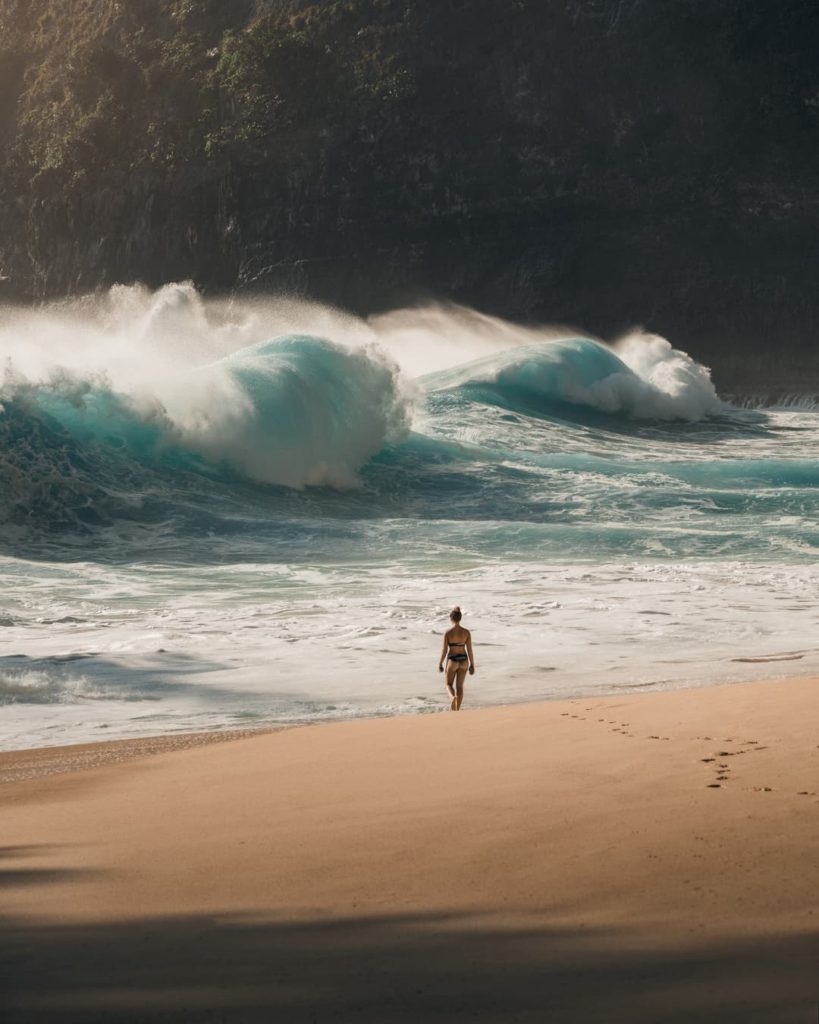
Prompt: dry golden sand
<box><xmin>1</xmin><ymin>676</ymin><xmax>818</xmax><ymax>1023</ymax></box>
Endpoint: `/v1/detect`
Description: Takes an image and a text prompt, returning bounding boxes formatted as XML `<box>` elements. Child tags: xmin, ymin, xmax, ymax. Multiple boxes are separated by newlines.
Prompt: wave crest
<box><xmin>428</xmin><ymin>334</ymin><xmax>722</xmax><ymax>422</ymax></box>
<box><xmin>188</xmin><ymin>336</ymin><xmax>411</xmax><ymax>488</ymax></box>
<box><xmin>0</xmin><ymin>668</ymin><xmax>103</xmax><ymax>705</ymax></box>
<box><xmin>0</xmin><ymin>334</ymin><xmax>411</xmax><ymax>533</ymax></box>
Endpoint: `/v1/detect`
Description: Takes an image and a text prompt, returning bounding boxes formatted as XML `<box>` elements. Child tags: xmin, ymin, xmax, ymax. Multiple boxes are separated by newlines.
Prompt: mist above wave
<box><xmin>0</xmin><ymin>286</ymin><xmax>415</xmax><ymax>500</ymax></box>
<box><xmin>0</xmin><ymin>282</ymin><xmax>737</xmax><ymax>539</ymax></box>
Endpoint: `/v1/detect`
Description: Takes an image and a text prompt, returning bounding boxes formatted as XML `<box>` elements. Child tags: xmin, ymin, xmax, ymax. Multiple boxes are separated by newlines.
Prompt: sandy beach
<box><xmin>2</xmin><ymin>675</ymin><xmax>817</xmax><ymax>1023</ymax></box>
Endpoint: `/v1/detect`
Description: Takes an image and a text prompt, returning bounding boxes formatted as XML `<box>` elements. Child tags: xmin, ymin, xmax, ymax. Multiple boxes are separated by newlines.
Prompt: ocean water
<box><xmin>1</xmin><ymin>284</ymin><xmax>818</xmax><ymax>750</ymax></box>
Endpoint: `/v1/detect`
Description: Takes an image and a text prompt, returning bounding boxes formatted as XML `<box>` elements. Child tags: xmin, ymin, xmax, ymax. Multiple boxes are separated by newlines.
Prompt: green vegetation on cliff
<box><xmin>1</xmin><ymin>0</ymin><xmax>819</xmax><ymax>369</ymax></box>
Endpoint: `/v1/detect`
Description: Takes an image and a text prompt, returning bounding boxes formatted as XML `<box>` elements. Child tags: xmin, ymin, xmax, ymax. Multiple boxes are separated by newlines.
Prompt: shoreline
<box><xmin>0</xmin><ymin>726</ymin><xmax>282</xmax><ymax>785</ymax></box>
<box><xmin>2</xmin><ymin>665</ymin><xmax>817</xmax><ymax>785</ymax></box>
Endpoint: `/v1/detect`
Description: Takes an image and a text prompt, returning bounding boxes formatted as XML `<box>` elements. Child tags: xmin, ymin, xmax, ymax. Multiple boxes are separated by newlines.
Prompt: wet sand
<box><xmin>1</xmin><ymin>675</ymin><xmax>818</xmax><ymax>1022</ymax></box>
<box><xmin>0</xmin><ymin>728</ymin><xmax>278</xmax><ymax>785</ymax></box>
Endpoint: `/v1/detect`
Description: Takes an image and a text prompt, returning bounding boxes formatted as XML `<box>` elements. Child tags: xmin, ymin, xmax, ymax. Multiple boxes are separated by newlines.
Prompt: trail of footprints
<box><xmin>559</xmin><ymin>707</ymin><xmax>668</xmax><ymax>741</ymax></box>
<box><xmin>559</xmin><ymin>704</ymin><xmax>817</xmax><ymax>799</ymax></box>
<box><xmin>699</xmin><ymin>738</ymin><xmax>766</xmax><ymax>789</ymax></box>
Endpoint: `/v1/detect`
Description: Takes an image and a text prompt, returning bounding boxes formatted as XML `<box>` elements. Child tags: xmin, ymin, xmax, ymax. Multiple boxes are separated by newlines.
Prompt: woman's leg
<box><xmin>445</xmin><ymin>660</ymin><xmax>458</xmax><ymax>710</ymax></box>
<box><xmin>454</xmin><ymin>664</ymin><xmax>468</xmax><ymax>710</ymax></box>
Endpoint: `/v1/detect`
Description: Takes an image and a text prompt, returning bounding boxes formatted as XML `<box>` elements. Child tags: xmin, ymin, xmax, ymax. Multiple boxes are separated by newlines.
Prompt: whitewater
<box><xmin>1</xmin><ymin>283</ymin><xmax>818</xmax><ymax>751</ymax></box>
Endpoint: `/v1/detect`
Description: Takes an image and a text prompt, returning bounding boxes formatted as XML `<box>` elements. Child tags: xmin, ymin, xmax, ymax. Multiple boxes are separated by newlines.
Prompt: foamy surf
<box><xmin>1</xmin><ymin>285</ymin><xmax>817</xmax><ymax>750</ymax></box>
<box><xmin>424</xmin><ymin>335</ymin><xmax>722</xmax><ymax>421</ymax></box>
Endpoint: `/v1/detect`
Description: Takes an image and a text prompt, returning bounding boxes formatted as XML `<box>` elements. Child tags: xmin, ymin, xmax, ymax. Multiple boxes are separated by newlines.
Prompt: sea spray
<box><xmin>0</xmin><ymin>330</ymin><xmax>412</xmax><ymax>531</ymax></box>
<box><xmin>181</xmin><ymin>335</ymin><xmax>411</xmax><ymax>488</ymax></box>
<box><xmin>1</xmin><ymin>285</ymin><xmax>819</xmax><ymax>748</ymax></box>
<box><xmin>0</xmin><ymin>284</ymin><xmax>808</xmax><ymax>544</ymax></box>
<box><xmin>613</xmin><ymin>331</ymin><xmax>722</xmax><ymax>420</ymax></box>
<box><xmin>424</xmin><ymin>336</ymin><xmax>723</xmax><ymax>421</ymax></box>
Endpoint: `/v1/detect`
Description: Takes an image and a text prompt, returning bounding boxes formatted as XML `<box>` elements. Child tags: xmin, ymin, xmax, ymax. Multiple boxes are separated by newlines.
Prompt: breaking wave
<box><xmin>0</xmin><ymin>667</ymin><xmax>122</xmax><ymax>705</ymax></box>
<box><xmin>2</xmin><ymin>282</ymin><xmax>806</xmax><ymax>548</ymax></box>
<box><xmin>0</xmin><ymin>327</ymin><xmax>412</xmax><ymax>530</ymax></box>
<box><xmin>426</xmin><ymin>334</ymin><xmax>722</xmax><ymax>421</ymax></box>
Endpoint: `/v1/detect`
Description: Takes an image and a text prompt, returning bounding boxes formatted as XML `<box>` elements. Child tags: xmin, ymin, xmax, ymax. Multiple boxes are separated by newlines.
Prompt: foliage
<box><xmin>1</xmin><ymin>0</ymin><xmax>819</xmax><ymax>357</ymax></box>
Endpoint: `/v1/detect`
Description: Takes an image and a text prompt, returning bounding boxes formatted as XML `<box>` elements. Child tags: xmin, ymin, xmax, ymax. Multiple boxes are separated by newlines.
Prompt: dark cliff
<box><xmin>1</xmin><ymin>0</ymin><xmax>819</xmax><ymax>386</ymax></box>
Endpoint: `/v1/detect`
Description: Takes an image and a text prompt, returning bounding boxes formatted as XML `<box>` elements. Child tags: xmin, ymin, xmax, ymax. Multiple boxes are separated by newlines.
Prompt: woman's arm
<box><xmin>439</xmin><ymin>632</ymin><xmax>448</xmax><ymax>672</ymax></box>
<box><xmin>466</xmin><ymin>631</ymin><xmax>476</xmax><ymax>674</ymax></box>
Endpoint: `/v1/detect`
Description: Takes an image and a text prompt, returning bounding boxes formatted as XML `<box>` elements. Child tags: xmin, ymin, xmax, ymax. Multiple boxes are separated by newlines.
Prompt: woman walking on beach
<box><xmin>439</xmin><ymin>606</ymin><xmax>475</xmax><ymax>711</ymax></box>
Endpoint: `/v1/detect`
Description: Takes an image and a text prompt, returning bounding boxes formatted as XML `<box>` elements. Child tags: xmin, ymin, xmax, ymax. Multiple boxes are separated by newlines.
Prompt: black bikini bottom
<box><xmin>448</xmin><ymin>654</ymin><xmax>468</xmax><ymax>663</ymax></box>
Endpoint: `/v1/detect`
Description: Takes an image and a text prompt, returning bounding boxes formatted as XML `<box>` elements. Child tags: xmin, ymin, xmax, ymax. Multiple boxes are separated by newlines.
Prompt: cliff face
<box><xmin>1</xmin><ymin>0</ymin><xmax>819</xmax><ymax>382</ymax></box>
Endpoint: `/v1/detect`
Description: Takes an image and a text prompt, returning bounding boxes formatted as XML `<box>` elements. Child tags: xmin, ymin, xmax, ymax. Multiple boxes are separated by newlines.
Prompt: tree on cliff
<box><xmin>1</xmin><ymin>0</ymin><xmax>819</xmax><ymax>370</ymax></box>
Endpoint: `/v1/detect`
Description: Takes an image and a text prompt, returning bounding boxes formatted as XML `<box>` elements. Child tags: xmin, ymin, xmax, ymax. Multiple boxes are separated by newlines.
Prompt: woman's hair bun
<box><xmin>450</xmin><ymin>606</ymin><xmax>462</xmax><ymax>621</ymax></box>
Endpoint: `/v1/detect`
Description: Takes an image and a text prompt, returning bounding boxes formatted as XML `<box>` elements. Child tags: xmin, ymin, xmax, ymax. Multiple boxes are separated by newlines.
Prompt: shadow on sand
<box><xmin>0</xmin><ymin>847</ymin><xmax>816</xmax><ymax>1024</ymax></box>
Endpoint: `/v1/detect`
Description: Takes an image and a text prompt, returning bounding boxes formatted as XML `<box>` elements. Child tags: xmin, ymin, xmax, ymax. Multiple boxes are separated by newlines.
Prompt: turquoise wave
<box><xmin>1</xmin><ymin>333</ymin><xmax>817</xmax><ymax>562</ymax></box>
<box><xmin>423</xmin><ymin>337</ymin><xmax>722</xmax><ymax>421</ymax></box>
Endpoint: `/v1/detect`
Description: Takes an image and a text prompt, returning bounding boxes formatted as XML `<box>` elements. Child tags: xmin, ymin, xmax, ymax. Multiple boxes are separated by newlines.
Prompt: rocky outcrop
<box><xmin>1</xmin><ymin>0</ymin><xmax>818</xmax><ymax>386</ymax></box>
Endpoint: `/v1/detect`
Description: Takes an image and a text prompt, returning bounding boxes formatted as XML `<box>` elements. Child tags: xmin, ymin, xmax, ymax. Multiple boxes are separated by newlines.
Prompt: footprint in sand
<box><xmin>701</xmin><ymin>757</ymin><xmax>715</xmax><ymax>763</ymax></box>
<box><xmin>707</xmin><ymin>783</ymin><xmax>722</xmax><ymax>789</ymax></box>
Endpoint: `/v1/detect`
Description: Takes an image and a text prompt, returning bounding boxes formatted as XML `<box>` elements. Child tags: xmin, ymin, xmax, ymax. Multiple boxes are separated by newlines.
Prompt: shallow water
<box><xmin>2</xmin><ymin>287</ymin><xmax>817</xmax><ymax>750</ymax></box>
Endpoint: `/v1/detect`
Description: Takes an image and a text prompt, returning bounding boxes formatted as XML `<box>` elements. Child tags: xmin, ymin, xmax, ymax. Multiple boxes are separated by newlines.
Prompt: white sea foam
<box><xmin>1</xmin><ymin>288</ymin><xmax>418</xmax><ymax>490</ymax></box>
<box><xmin>2</xmin><ymin>557</ymin><xmax>819</xmax><ymax>750</ymax></box>
<box><xmin>613</xmin><ymin>331</ymin><xmax>723</xmax><ymax>420</ymax></box>
<box><xmin>0</xmin><ymin>285</ymin><xmax>817</xmax><ymax>750</ymax></box>
<box><xmin>426</xmin><ymin>335</ymin><xmax>723</xmax><ymax>421</ymax></box>
<box><xmin>0</xmin><ymin>667</ymin><xmax>104</xmax><ymax>704</ymax></box>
